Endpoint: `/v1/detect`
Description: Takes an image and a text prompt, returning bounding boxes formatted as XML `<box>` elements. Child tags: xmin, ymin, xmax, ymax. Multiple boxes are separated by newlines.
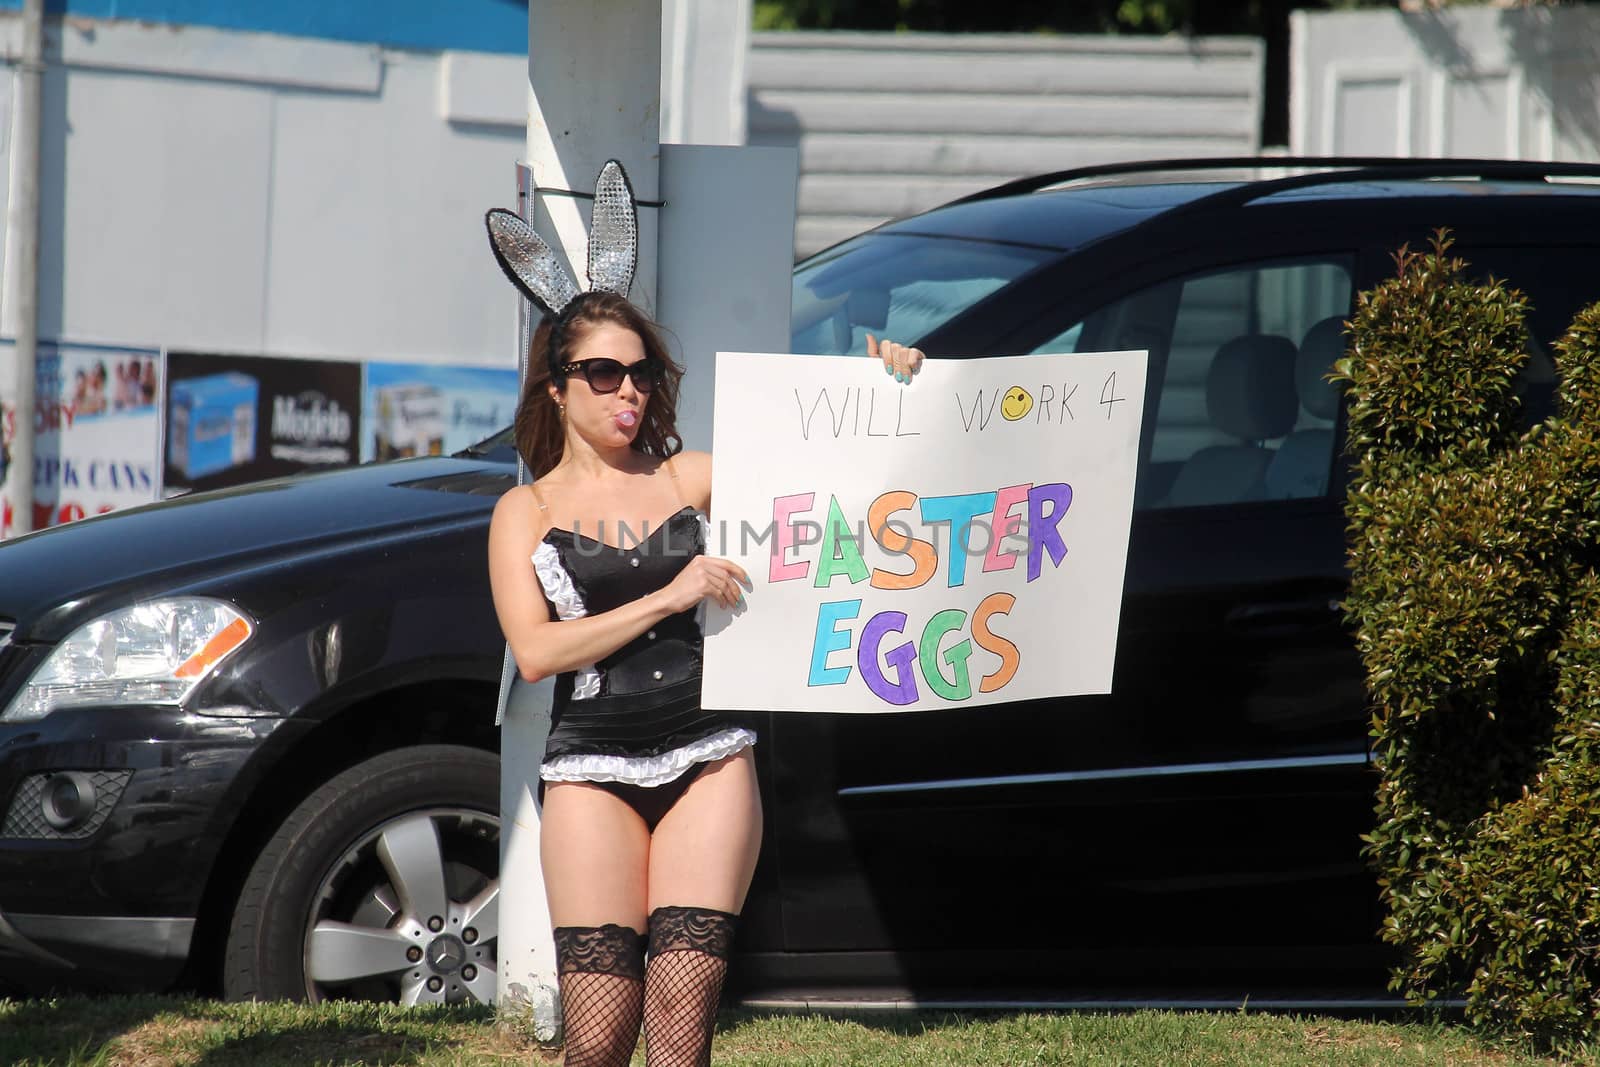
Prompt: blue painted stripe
<box><xmin>837</xmin><ymin>751</ymin><xmax>1371</xmax><ymax>797</ymax></box>
<box><xmin>2</xmin><ymin>1</ymin><xmax>529</xmax><ymax>55</ymax></box>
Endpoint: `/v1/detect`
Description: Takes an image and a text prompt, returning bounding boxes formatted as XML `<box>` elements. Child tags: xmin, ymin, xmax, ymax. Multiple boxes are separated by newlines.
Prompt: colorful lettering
<box><xmin>982</xmin><ymin>483</ymin><xmax>1032</xmax><ymax>573</ymax></box>
<box><xmin>858</xmin><ymin>610</ymin><xmax>919</xmax><ymax>705</ymax></box>
<box><xmin>770</xmin><ymin>492</ymin><xmax>815</xmax><ymax>583</ymax></box>
<box><xmin>814</xmin><ymin>495</ymin><xmax>870</xmax><ymax>587</ymax></box>
<box><xmin>775</xmin><ymin>475</ymin><xmax>1083</xmax><ymax>706</ymax></box>
<box><xmin>972</xmin><ymin>592</ymin><xmax>1020</xmax><ymax>692</ymax></box>
<box><xmin>808</xmin><ymin>599</ymin><xmax>861</xmax><ymax>686</ymax></box>
<box><xmin>919</xmin><ymin>491</ymin><xmax>998</xmax><ymax>588</ymax></box>
<box><xmin>868</xmin><ymin>490</ymin><xmax>936</xmax><ymax>590</ymax></box>
<box><xmin>918</xmin><ymin>608</ymin><xmax>974</xmax><ymax>701</ymax></box>
<box><xmin>1026</xmin><ymin>482</ymin><xmax>1072</xmax><ymax>582</ymax></box>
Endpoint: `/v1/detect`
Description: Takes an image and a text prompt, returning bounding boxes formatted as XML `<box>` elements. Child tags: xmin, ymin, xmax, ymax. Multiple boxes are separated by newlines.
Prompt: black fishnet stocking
<box><xmin>554</xmin><ymin>924</ymin><xmax>646</xmax><ymax>1067</ymax></box>
<box><xmin>642</xmin><ymin>906</ymin><xmax>737</xmax><ymax>1067</ymax></box>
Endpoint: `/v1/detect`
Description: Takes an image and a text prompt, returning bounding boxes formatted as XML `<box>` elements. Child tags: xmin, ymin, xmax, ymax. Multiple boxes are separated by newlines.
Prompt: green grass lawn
<box><xmin>0</xmin><ymin>997</ymin><xmax>1593</xmax><ymax>1066</ymax></box>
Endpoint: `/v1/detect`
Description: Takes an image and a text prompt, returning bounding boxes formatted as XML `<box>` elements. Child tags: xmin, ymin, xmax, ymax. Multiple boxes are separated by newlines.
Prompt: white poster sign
<box><xmin>361</xmin><ymin>362</ymin><xmax>519</xmax><ymax>463</ymax></box>
<box><xmin>701</xmin><ymin>349</ymin><xmax>1148</xmax><ymax>713</ymax></box>
<box><xmin>0</xmin><ymin>340</ymin><xmax>163</xmax><ymax>536</ymax></box>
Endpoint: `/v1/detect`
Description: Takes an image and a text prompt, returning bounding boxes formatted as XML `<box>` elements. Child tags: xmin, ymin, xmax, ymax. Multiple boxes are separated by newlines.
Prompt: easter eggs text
<box><xmin>768</xmin><ymin>483</ymin><xmax>1072</xmax><ymax>706</ymax></box>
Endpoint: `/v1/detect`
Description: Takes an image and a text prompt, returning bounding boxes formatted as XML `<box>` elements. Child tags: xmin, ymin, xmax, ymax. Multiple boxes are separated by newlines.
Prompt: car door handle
<box><xmin>1225</xmin><ymin>597</ymin><xmax>1343</xmax><ymax>631</ymax></box>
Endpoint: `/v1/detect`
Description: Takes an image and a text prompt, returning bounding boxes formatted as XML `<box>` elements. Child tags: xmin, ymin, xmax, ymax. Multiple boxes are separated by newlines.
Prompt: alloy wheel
<box><xmin>301</xmin><ymin>807</ymin><xmax>499</xmax><ymax>1005</ymax></box>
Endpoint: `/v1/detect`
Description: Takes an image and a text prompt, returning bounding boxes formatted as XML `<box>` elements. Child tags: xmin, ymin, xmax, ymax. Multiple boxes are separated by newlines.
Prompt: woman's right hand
<box><xmin>657</xmin><ymin>555</ymin><xmax>751</xmax><ymax>613</ymax></box>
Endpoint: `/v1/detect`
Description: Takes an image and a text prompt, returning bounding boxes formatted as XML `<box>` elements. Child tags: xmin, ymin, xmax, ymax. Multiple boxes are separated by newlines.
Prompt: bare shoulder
<box><xmin>491</xmin><ymin>483</ymin><xmax>548</xmax><ymax>543</ymax></box>
<box><xmin>671</xmin><ymin>450</ymin><xmax>713</xmax><ymax>510</ymax></box>
<box><xmin>673</xmin><ymin>450</ymin><xmax>712</xmax><ymax>478</ymax></box>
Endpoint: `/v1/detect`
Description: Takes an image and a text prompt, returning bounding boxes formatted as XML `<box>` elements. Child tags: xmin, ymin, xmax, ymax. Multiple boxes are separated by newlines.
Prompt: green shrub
<box><xmin>1338</xmin><ymin>232</ymin><xmax>1600</xmax><ymax>1046</ymax></box>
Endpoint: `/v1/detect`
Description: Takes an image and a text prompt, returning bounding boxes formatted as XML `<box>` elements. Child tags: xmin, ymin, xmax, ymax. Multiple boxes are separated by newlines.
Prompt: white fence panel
<box><xmin>1291</xmin><ymin>5</ymin><xmax>1600</xmax><ymax>162</ymax></box>
<box><xmin>748</xmin><ymin>31</ymin><xmax>1264</xmax><ymax>257</ymax></box>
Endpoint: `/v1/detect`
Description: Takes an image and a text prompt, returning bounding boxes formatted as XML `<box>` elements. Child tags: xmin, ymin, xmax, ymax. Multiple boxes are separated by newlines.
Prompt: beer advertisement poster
<box><xmin>0</xmin><ymin>339</ymin><xmax>163</xmax><ymax>536</ymax></box>
<box><xmin>361</xmin><ymin>362</ymin><xmax>518</xmax><ymax>463</ymax></box>
<box><xmin>164</xmin><ymin>351</ymin><xmax>363</xmax><ymax>494</ymax></box>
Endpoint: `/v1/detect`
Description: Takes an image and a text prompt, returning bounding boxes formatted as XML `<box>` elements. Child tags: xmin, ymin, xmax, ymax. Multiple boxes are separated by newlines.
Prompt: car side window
<box><xmin>1034</xmin><ymin>257</ymin><xmax>1354</xmax><ymax>509</ymax></box>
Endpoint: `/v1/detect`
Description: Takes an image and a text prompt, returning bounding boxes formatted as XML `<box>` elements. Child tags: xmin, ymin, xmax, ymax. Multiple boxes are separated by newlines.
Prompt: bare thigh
<box><xmin>646</xmin><ymin>749</ymin><xmax>763</xmax><ymax>913</ymax></box>
<box><xmin>541</xmin><ymin>781</ymin><xmax>652</xmax><ymax>930</ymax></box>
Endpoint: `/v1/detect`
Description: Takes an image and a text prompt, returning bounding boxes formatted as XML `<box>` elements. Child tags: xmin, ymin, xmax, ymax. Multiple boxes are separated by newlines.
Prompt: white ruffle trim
<box><xmin>531</xmin><ymin>541</ymin><xmax>585</xmax><ymax>619</ymax></box>
<box><xmin>570</xmin><ymin>669</ymin><xmax>601</xmax><ymax>700</ymax></box>
<box><xmin>531</xmin><ymin>541</ymin><xmax>600</xmax><ymax>700</ymax></box>
<box><xmin>539</xmin><ymin>727</ymin><xmax>757</xmax><ymax>787</ymax></box>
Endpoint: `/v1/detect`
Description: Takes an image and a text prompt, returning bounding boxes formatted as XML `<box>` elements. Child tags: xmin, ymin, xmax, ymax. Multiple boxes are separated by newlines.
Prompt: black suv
<box><xmin>3</xmin><ymin>158</ymin><xmax>1599</xmax><ymax>1007</ymax></box>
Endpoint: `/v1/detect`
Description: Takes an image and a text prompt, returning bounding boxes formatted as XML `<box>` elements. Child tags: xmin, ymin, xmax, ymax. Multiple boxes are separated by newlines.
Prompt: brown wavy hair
<box><xmin>513</xmin><ymin>291</ymin><xmax>684</xmax><ymax>480</ymax></box>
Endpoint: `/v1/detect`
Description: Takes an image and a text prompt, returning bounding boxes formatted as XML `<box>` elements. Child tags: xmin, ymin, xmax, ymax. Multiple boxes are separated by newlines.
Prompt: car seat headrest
<box><xmin>1207</xmin><ymin>334</ymin><xmax>1299</xmax><ymax>441</ymax></box>
<box><xmin>1297</xmin><ymin>316</ymin><xmax>1348</xmax><ymax>422</ymax></box>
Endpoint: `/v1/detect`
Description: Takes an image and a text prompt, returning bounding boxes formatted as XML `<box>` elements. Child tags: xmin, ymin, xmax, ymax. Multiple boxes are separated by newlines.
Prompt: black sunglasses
<box><xmin>559</xmin><ymin>357</ymin><xmax>662</xmax><ymax>394</ymax></box>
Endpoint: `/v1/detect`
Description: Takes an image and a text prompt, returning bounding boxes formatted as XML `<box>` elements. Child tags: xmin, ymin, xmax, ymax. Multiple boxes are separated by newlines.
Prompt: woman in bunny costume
<box><xmin>484</xmin><ymin>162</ymin><xmax>923</xmax><ymax>1067</ymax></box>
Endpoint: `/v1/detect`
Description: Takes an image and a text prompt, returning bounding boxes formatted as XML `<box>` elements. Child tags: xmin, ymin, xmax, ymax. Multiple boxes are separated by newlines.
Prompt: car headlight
<box><xmin>2</xmin><ymin>598</ymin><xmax>254</xmax><ymax>722</ymax></box>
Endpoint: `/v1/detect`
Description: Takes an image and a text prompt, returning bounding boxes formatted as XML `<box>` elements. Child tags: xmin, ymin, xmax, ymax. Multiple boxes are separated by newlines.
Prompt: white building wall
<box><xmin>0</xmin><ymin>13</ymin><xmax>1275</xmax><ymax>367</ymax></box>
<box><xmin>1291</xmin><ymin>5</ymin><xmax>1600</xmax><ymax>161</ymax></box>
<box><xmin>0</xmin><ymin>14</ymin><xmax>529</xmax><ymax>366</ymax></box>
<box><xmin>748</xmin><ymin>31</ymin><xmax>1265</xmax><ymax>257</ymax></box>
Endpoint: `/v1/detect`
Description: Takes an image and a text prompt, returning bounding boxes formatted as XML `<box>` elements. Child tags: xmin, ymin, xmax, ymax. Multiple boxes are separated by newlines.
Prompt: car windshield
<box><xmin>462</xmin><ymin>231</ymin><xmax>1055</xmax><ymax>449</ymax></box>
<box><xmin>791</xmin><ymin>232</ymin><xmax>1054</xmax><ymax>355</ymax></box>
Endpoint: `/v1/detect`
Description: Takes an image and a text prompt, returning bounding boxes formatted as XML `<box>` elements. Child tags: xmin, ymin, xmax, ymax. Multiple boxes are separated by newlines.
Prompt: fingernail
<box><xmin>738</xmin><ymin>594</ymin><xmax>747</xmax><ymax>609</ymax></box>
<box><xmin>885</xmin><ymin>363</ymin><xmax>893</xmax><ymax>375</ymax></box>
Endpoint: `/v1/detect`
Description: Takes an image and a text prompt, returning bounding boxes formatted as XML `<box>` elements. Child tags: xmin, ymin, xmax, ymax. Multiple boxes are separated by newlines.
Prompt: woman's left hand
<box><xmin>867</xmin><ymin>333</ymin><xmax>925</xmax><ymax>384</ymax></box>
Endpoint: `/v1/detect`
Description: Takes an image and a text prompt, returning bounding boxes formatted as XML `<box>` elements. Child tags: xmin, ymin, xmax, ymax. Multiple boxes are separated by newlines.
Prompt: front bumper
<box><xmin>0</xmin><ymin>697</ymin><xmax>291</xmax><ymax>990</ymax></box>
<box><xmin>0</xmin><ymin>909</ymin><xmax>193</xmax><ymax>992</ymax></box>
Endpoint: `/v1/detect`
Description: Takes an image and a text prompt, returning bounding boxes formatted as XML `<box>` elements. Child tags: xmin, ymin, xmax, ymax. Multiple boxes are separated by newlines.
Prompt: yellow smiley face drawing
<box><xmin>1001</xmin><ymin>385</ymin><xmax>1033</xmax><ymax>421</ymax></box>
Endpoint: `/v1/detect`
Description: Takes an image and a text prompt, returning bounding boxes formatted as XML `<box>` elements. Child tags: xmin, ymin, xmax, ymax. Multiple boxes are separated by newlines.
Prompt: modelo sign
<box><xmin>271</xmin><ymin>389</ymin><xmax>355</xmax><ymax>465</ymax></box>
<box><xmin>165</xmin><ymin>352</ymin><xmax>362</xmax><ymax>494</ymax></box>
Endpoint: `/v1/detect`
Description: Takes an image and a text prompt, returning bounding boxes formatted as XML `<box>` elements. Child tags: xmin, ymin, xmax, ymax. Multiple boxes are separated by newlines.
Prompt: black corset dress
<box><xmin>530</xmin><ymin>505</ymin><xmax>756</xmax><ymax>787</ymax></box>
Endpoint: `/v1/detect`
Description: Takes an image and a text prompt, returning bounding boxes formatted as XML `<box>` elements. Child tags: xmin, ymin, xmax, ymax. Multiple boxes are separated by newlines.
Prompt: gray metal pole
<box><xmin>3</xmin><ymin>0</ymin><xmax>45</xmax><ymax>535</ymax></box>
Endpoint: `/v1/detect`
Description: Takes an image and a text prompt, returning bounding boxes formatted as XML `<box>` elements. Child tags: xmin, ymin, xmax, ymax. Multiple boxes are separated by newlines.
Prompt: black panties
<box><xmin>588</xmin><ymin>761</ymin><xmax>710</xmax><ymax>832</ymax></box>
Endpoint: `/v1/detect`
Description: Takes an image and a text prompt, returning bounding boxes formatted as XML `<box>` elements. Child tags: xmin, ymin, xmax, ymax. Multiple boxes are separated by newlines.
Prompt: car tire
<box><xmin>224</xmin><ymin>744</ymin><xmax>500</xmax><ymax>1005</ymax></box>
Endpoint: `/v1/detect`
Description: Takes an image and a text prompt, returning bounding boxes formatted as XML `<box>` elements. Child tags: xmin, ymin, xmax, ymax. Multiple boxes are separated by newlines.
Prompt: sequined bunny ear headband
<box><xmin>483</xmin><ymin>159</ymin><xmax>639</xmax><ymax>321</ymax></box>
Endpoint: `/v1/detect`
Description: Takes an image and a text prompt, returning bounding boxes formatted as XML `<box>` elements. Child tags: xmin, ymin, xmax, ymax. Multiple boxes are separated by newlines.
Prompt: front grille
<box><xmin>1</xmin><ymin>770</ymin><xmax>133</xmax><ymax>840</ymax></box>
